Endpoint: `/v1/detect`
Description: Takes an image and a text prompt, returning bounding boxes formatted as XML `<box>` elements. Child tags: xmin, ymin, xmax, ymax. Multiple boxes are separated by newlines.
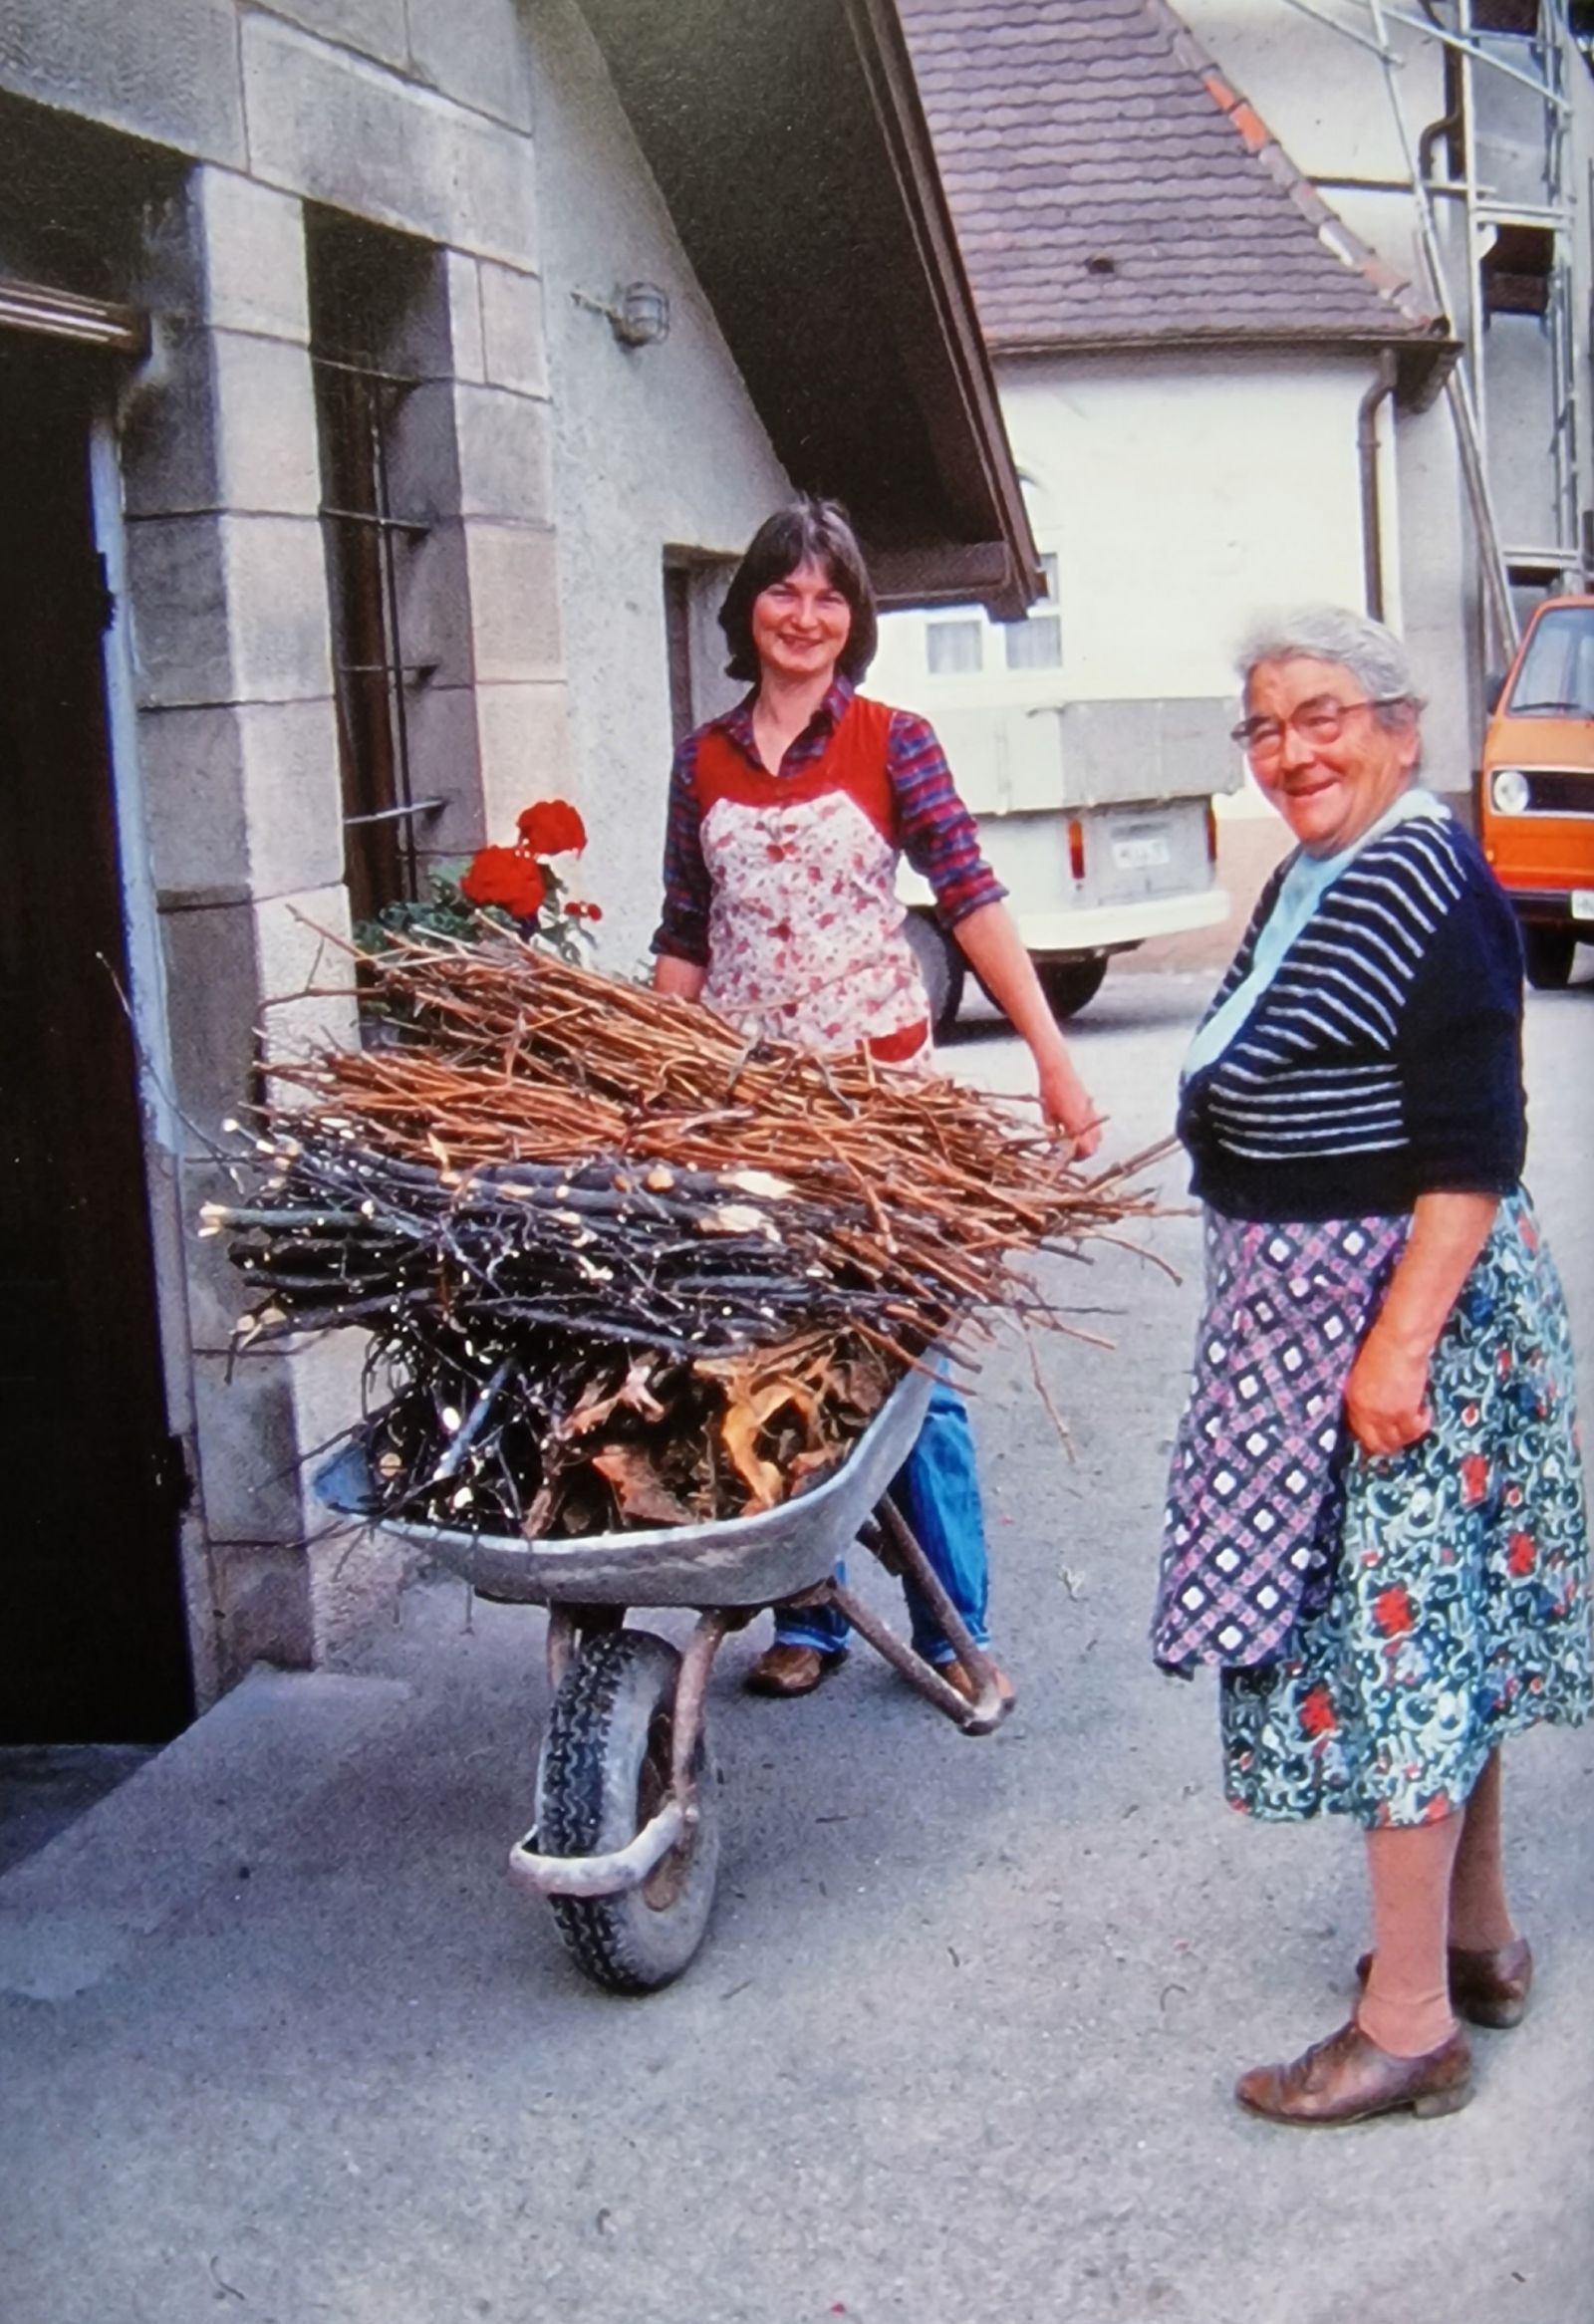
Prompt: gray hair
<box><xmin>1236</xmin><ymin>607</ymin><xmax>1425</xmax><ymax>722</ymax></box>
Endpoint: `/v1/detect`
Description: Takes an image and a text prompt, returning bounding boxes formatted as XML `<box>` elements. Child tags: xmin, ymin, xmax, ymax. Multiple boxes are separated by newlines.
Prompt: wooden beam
<box><xmin>0</xmin><ymin>276</ymin><xmax>147</xmax><ymax>357</ymax></box>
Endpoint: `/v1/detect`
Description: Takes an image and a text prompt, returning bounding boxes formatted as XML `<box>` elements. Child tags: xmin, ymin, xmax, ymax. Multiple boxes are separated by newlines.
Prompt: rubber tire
<box><xmin>535</xmin><ymin>1629</ymin><xmax>720</xmax><ymax>1994</ymax></box>
<box><xmin>1521</xmin><ymin>923</ymin><xmax>1575</xmax><ymax>991</ymax></box>
<box><xmin>902</xmin><ymin>909</ymin><xmax>965</xmax><ymax>1036</ymax></box>
<box><xmin>1037</xmin><ymin>954</ymin><xmax>1108</xmax><ymax>1021</ymax></box>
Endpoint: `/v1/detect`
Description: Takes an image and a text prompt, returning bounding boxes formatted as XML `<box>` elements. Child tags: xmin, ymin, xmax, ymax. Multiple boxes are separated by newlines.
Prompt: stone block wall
<box><xmin>0</xmin><ymin>0</ymin><xmax>789</xmax><ymax>1700</ymax></box>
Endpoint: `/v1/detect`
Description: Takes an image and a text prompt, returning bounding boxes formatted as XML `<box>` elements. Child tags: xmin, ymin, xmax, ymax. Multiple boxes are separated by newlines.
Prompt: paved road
<box><xmin>2</xmin><ymin>965</ymin><xmax>1590</xmax><ymax>2324</ymax></box>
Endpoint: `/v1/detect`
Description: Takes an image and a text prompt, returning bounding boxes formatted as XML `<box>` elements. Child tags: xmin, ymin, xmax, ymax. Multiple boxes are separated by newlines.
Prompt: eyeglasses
<box><xmin>1229</xmin><ymin>694</ymin><xmax>1410</xmax><ymax>760</ymax></box>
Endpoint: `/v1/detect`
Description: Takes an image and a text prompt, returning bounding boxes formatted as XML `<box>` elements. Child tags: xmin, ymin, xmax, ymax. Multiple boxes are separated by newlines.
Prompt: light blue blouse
<box><xmin>1183</xmin><ymin>788</ymin><xmax>1448</xmax><ymax>1083</ymax></box>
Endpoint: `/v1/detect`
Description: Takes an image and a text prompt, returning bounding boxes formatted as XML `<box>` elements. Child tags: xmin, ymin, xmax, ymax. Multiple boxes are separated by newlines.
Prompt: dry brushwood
<box><xmin>207</xmin><ymin>928</ymin><xmax>1172</xmax><ymax>1539</ymax></box>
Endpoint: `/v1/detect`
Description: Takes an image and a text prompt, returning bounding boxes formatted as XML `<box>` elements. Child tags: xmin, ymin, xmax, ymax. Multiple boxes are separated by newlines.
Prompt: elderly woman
<box><xmin>1154</xmin><ymin>607</ymin><xmax>1591</xmax><ymax>2126</ymax></box>
<box><xmin>654</xmin><ymin>496</ymin><xmax>1099</xmax><ymax>1703</ymax></box>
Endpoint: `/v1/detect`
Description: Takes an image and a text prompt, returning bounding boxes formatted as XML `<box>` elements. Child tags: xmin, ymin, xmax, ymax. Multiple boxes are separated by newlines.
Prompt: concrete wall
<box><xmin>1179</xmin><ymin>0</ymin><xmax>1594</xmax><ymax>725</ymax></box>
<box><xmin>530</xmin><ymin>0</ymin><xmax>788</xmax><ymax>974</ymax></box>
<box><xmin>0</xmin><ymin>0</ymin><xmax>788</xmax><ymax>1697</ymax></box>
<box><xmin>873</xmin><ymin>347</ymin><xmax>1376</xmax><ymax>729</ymax></box>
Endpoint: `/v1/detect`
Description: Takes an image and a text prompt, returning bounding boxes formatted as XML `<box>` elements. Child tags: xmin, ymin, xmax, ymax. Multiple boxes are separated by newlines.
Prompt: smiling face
<box><xmin>1244</xmin><ymin>653</ymin><xmax>1420</xmax><ymax>857</ymax></box>
<box><xmin>750</xmin><ymin>557</ymin><xmax>853</xmax><ymax>688</ymax></box>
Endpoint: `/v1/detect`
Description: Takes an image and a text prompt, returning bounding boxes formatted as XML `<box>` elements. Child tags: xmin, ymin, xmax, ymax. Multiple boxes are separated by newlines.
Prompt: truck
<box><xmin>1476</xmin><ymin>594</ymin><xmax>1594</xmax><ymax>990</ymax></box>
<box><xmin>892</xmin><ymin>691</ymin><xmax>1241</xmax><ymax>1030</ymax></box>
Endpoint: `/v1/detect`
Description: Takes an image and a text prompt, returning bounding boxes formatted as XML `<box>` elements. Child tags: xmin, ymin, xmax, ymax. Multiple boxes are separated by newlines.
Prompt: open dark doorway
<box><xmin>0</xmin><ymin>335</ymin><xmax>193</xmax><ymax>1742</ymax></box>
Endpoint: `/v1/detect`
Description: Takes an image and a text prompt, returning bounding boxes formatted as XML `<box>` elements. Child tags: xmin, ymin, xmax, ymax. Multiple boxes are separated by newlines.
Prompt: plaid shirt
<box><xmin>652</xmin><ymin>677</ymin><xmax>1004</xmax><ymax>966</ymax></box>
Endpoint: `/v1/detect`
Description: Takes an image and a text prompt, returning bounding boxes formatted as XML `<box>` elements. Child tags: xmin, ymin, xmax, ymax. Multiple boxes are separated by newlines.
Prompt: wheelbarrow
<box><xmin>315</xmin><ymin>1361</ymin><xmax>1010</xmax><ymax>1994</ymax></box>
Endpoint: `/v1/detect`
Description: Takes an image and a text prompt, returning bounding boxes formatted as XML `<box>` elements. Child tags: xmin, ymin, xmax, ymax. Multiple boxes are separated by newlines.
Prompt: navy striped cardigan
<box><xmin>1179</xmin><ymin>809</ymin><xmax>1526</xmax><ymax>1221</ymax></box>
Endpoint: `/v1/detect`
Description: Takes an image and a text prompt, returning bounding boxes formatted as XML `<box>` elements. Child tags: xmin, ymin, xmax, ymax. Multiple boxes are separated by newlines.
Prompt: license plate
<box><xmin>1572</xmin><ymin>890</ymin><xmax>1594</xmax><ymax>921</ymax></box>
<box><xmin>1111</xmin><ymin>834</ymin><xmax>1171</xmax><ymax>871</ymax></box>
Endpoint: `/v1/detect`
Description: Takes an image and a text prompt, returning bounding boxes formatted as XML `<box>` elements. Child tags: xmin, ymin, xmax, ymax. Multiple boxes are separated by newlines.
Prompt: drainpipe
<box><xmin>1358</xmin><ymin>348</ymin><xmax>1400</xmax><ymax>620</ymax></box>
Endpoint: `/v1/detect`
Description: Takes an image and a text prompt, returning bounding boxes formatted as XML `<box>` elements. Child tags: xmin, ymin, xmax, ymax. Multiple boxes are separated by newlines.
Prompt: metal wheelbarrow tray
<box><xmin>315</xmin><ymin>1360</ymin><xmax>1010</xmax><ymax>1994</ymax></box>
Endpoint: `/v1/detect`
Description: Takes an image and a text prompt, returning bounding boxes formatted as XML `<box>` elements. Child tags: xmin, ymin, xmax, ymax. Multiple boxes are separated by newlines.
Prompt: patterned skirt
<box><xmin>1154</xmin><ymin>1212</ymin><xmax>1409</xmax><ymax>1670</ymax></box>
<box><xmin>1219</xmin><ymin>1191</ymin><xmax>1592</xmax><ymax>1827</ymax></box>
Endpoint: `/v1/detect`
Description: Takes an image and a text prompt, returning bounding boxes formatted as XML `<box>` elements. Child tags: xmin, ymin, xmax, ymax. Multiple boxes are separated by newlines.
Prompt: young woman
<box><xmin>652</xmin><ymin>497</ymin><xmax>1099</xmax><ymax>1700</ymax></box>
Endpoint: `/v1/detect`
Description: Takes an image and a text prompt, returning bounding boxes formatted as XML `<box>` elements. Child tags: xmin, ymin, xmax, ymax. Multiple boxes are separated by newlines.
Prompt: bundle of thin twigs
<box><xmin>209</xmin><ymin>930</ymin><xmax>1170</xmax><ymax>1537</ymax></box>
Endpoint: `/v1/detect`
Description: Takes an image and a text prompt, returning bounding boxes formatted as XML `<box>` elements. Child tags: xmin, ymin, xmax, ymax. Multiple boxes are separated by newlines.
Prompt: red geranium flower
<box><xmin>1373</xmin><ymin>1584</ymin><xmax>1416</xmax><ymax>1637</ymax></box>
<box><xmin>1299</xmin><ymin>1683</ymin><xmax>1337</xmax><ymax>1738</ymax></box>
<box><xmin>516</xmin><ymin>800</ymin><xmax>587</xmax><ymax>857</ymax></box>
<box><xmin>1507</xmin><ymin>1530</ymin><xmax>1536</xmax><ymax>1577</ymax></box>
<box><xmin>564</xmin><ymin>899</ymin><xmax>603</xmax><ymax>921</ymax></box>
<box><xmin>461</xmin><ymin>845</ymin><xmax>547</xmax><ymax>919</ymax></box>
<box><xmin>1461</xmin><ymin>1454</ymin><xmax>1489</xmax><ymax>1507</ymax></box>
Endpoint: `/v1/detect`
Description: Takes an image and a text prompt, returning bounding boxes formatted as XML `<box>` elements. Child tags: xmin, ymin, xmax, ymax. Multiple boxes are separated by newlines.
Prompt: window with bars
<box><xmin>305</xmin><ymin>207</ymin><xmax>450</xmax><ymax>925</ymax></box>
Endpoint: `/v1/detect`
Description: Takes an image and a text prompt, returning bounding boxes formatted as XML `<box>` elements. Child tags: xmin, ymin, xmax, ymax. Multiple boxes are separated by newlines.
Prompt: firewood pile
<box><xmin>206</xmin><ymin>933</ymin><xmax>1167</xmax><ymax>1540</ymax></box>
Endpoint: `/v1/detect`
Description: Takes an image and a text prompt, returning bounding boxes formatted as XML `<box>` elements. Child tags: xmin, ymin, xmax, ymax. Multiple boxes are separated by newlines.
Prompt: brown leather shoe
<box><xmin>1354</xmin><ymin>1937</ymin><xmax>1533</xmax><ymax>2030</ymax></box>
<box><xmin>743</xmin><ymin>1644</ymin><xmax>848</xmax><ymax>1697</ymax></box>
<box><xmin>938</xmin><ymin>1658</ymin><xmax>1016</xmax><ymax>1710</ymax></box>
<box><xmin>1236</xmin><ymin>2018</ymin><xmax>1472</xmax><ymax>2128</ymax></box>
<box><xmin>1448</xmin><ymin>1938</ymin><xmax>1533</xmax><ymax>2030</ymax></box>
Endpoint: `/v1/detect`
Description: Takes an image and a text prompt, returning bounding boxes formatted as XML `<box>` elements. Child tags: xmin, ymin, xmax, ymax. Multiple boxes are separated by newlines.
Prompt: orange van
<box><xmin>1477</xmin><ymin>595</ymin><xmax>1594</xmax><ymax>988</ymax></box>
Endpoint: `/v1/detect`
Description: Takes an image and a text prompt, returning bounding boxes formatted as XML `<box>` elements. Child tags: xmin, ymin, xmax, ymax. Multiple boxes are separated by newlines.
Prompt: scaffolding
<box><xmin>1297</xmin><ymin>0</ymin><xmax>1588</xmax><ymax>665</ymax></box>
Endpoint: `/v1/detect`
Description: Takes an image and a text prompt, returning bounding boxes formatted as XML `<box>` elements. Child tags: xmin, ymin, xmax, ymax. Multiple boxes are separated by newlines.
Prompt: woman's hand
<box><xmin>653</xmin><ymin>955</ymin><xmax>706</xmax><ymax>1002</ymax></box>
<box><xmin>1036</xmin><ymin>1046</ymin><xmax>1103</xmax><ymax>1158</ymax></box>
<box><xmin>1343</xmin><ymin>1190</ymin><xmax>1499</xmax><ymax>1457</ymax></box>
<box><xmin>949</xmin><ymin>902</ymin><xmax>1103</xmax><ymax>1158</ymax></box>
<box><xmin>1343</xmin><ymin>1318</ymin><xmax>1434</xmax><ymax>1456</ymax></box>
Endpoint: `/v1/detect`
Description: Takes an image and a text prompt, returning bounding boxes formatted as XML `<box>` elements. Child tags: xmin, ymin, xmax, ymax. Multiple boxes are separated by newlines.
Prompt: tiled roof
<box><xmin>901</xmin><ymin>0</ymin><xmax>1445</xmax><ymax>351</ymax></box>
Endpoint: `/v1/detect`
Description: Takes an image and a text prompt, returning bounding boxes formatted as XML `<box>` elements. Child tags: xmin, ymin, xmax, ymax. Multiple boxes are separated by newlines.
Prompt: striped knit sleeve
<box><xmin>1398</xmin><ymin>878</ymin><xmax>1526</xmax><ymax>1195</ymax></box>
<box><xmin>650</xmin><ymin>730</ymin><xmax>712</xmax><ymax>964</ymax></box>
<box><xmin>887</xmin><ymin>709</ymin><xmax>1005</xmax><ymax>927</ymax></box>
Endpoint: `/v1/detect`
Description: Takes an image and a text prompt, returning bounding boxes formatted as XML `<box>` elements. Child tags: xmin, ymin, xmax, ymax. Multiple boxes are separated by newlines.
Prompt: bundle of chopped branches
<box><xmin>350</xmin><ymin>1324</ymin><xmax>898</xmax><ymax>1537</ymax></box>
<box><xmin>208</xmin><ymin>928</ymin><xmax>1170</xmax><ymax>1539</ymax></box>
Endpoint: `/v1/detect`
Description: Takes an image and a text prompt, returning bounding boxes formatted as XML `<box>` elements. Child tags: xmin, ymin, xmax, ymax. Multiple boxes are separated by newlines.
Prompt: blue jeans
<box><xmin>772</xmin><ymin>1375</ymin><xmax>991</xmax><ymax>1665</ymax></box>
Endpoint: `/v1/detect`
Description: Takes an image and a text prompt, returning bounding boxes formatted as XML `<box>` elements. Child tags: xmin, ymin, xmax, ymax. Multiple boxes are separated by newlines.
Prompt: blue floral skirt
<box><xmin>1220</xmin><ymin>1191</ymin><xmax>1592</xmax><ymax>1828</ymax></box>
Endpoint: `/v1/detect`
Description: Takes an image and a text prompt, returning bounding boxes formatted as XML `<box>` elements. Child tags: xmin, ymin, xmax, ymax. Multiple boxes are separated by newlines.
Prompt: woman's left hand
<box><xmin>1036</xmin><ymin>1051</ymin><xmax>1103</xmax><ymax>1158</ymax></box>
<box><xmin>1341</xmin><ymin>1191</ymin><xmax>1499</xmax><ymax>1457</ymax></box>
<box><xmin>1343</xmin><ymin>1318</ymin><xmax>1434</xmax><ymax>1456</ymax></box>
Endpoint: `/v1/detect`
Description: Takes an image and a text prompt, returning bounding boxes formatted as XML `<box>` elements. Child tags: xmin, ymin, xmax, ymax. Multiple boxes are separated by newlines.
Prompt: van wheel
<box><xmin>902</xmin><ymin>911</ymin><xmax>965</xmax><ymax>1035</ymax></box>
<box><xmin>1037</xmin><ymin>956</ymin><xmax>1108</xmax><ymax>1020</ymax></box>
<box><xmin>1522</xmin><ymin>925</ymin><xmax>1575</xmax><ymax>991</ymax></box>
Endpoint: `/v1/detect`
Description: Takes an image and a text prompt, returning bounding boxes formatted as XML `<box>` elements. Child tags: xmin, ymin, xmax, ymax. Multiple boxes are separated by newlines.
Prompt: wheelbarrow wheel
<box><xmin>535</xmin><ymin>1629</ymin><xmax>721</xmax><ymax>1994</ymax></box>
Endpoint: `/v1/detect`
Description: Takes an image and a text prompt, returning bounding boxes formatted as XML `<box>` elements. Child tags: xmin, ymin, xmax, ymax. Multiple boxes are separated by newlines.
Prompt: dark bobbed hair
<box><xmin>717</xmin><ymin>496</ymin><xmax>879</xmax><ymax>683</ymax></box>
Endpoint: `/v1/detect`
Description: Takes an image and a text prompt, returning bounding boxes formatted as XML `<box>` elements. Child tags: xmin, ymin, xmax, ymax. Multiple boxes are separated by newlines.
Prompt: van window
<box><xmin>1505</xmin><ymin>605</ymin><xmax>1594</xmax><ymax>715</ymax></box>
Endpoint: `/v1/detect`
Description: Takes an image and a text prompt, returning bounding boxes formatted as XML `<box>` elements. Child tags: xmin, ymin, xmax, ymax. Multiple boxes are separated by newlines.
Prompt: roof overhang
<box><xmin>990</xmin><ymin>328</ymin><xmax>1462</xmax><ymax>413</ymax></box>
<box><xmin>0</xmin><ymin>274</ymin><xmax>147</xmax><ymax>356</ymax></box>
<box><xmin>576</xmin><ymin>0</ymin><xmax>1039</xmax><ymax>616</ymax></box>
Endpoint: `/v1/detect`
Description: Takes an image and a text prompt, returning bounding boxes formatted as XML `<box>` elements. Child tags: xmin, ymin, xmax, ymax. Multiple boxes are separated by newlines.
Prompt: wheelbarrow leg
<box><xmin>669</xmin><ymin>1610</ymin><xmax>734</xmax><ymax>1804</ymax></box>
<box><xmin>826</xmin><ymin>1579</ymin><xmax>981</xmax><ymax>1725</ymax></box>
<box><xmin>847</xmin><ymin>1497</ymin><xmax>1012</xmax><ymax>1735</ymax></box>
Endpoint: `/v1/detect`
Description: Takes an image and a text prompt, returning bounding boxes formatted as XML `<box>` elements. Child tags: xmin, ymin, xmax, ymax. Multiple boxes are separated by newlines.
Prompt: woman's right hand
<box><xmin>653</xmin><ymin>955</ymin><xmax>706</xmax><ymax>1001</ymax></box>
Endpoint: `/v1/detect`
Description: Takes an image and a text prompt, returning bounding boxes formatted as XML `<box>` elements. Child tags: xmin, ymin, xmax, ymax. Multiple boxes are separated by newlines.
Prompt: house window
<box><xmin>663</xmin><ymin>559</ymin><xmax>695</xmax><ymax>744</ymax></box>
<box><xmin>926</xmin><ymin>618</ymin><xmax>983</xmax><ymax>675</ymax></box>
<box><xmin>1003</xmin><ymin>553</ymin><xmax>1062</xmax><ymax>670</ymax></box>
<box><xmin>306</xmin><ymin>207</ymin><xmax>448</xmax><ymax>925</ymax></box>
<box><xmin>1472</xmin><ymin>0</ymin><xmax>1538</xmax><ymax>32</ymax></box>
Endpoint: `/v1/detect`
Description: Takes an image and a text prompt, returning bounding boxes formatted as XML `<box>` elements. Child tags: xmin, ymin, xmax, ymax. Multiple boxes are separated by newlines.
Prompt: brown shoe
<box><xmin>938</xmin><ymin>1658</ymin><xmax>1016</xmax><ymax>1710</ymax></box>
<box><xmin>1354</xmin><ymin>1937</ymin><xmax>1533</xmax><ymax>2030</ymax></box>
<box><xmin>1449</xmin><ymin>1938</ymin><xmax>1533</xmax><ymax>2030</ymax></box>
<box><xmin>1236</xmin><ymin>2017</ymin><xmax>1472</xmax><ymax>2128</ymax></box>
<box><xmin>743</xmin><ymin>1644</ymin><xmax>848</xmax><ymax>1697</ymax></box>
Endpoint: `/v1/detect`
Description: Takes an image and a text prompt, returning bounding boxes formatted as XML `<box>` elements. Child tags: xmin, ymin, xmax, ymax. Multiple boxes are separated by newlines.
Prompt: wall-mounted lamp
<box><xmin>571</xmin><ymin>282</ymin><xmax>671</xmax><ymax>350</ymax></box>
